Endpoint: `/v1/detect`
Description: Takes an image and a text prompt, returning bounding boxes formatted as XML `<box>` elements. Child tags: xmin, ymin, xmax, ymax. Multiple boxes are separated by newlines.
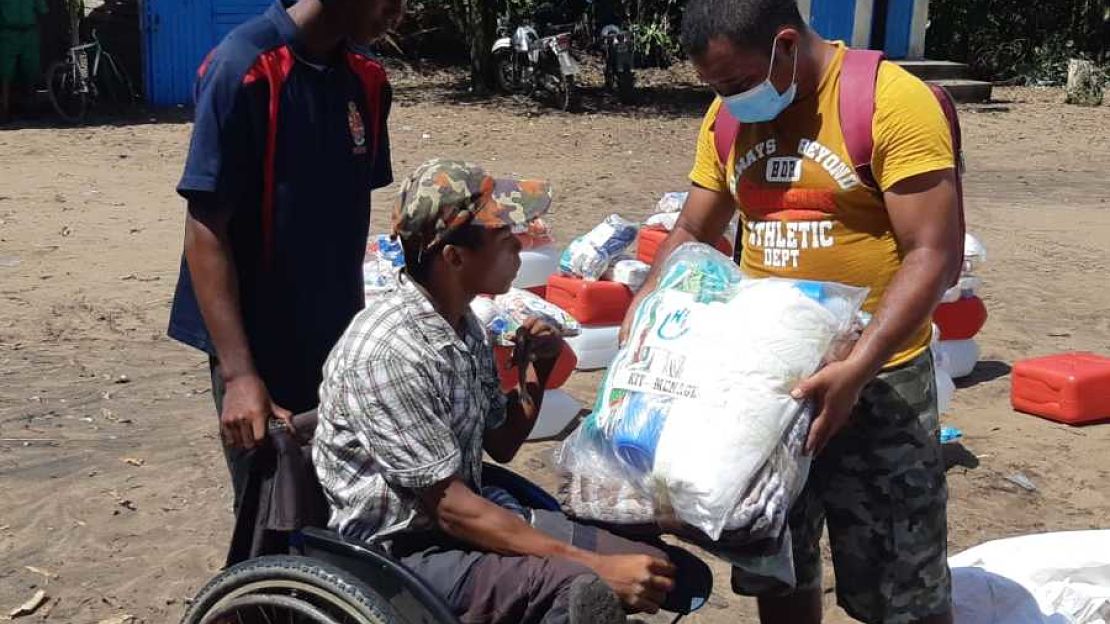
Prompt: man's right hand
<box><xmin>220</xmin><ymin>373</ymin><xmax>293</xmax><ymax>449</ymax></box>
<box><xmin>591</xmin><ymin>553</ymin><xmax>676</xmax><ymax>614</ymax></box>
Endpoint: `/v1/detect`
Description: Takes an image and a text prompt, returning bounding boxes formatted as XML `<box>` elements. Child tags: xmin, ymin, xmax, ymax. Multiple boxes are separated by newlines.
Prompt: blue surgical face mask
<box><xmin>720</xmin><ymin>35</ymin><xmax>798</xmax><ymax>123</ymax></box>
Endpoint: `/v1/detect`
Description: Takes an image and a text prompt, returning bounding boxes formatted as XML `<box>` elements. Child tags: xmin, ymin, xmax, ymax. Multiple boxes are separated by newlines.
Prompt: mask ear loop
<box><xmin>767</xmin><ymin>33</ymin><xmax>799</xmax><ymax>90</ymax></box>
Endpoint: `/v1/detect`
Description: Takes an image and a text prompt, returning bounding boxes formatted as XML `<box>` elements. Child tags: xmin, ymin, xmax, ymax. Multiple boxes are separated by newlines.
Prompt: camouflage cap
<box><xmin>392</xmin><ymin>159</ymin><xmax>553</xmax><ymax>251</ymax></box>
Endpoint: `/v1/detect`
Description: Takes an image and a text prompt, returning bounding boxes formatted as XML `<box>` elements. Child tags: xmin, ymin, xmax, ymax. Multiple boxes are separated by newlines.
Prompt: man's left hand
<box><xmin>792</xmin><ymin>358</ymin><xmax>874</xmax><ymax>456</ymax></box>
<box><xmin>512</xmin><ymin>317</ymin><xmax>563</xmax><ymax>365</ymax></box>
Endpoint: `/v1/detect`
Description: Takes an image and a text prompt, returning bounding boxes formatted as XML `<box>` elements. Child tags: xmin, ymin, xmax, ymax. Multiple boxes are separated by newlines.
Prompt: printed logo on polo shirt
<box><xmin>347</xmin><ymin>102</ymin><xmax>367</xmax><ymax>155</ymax></box>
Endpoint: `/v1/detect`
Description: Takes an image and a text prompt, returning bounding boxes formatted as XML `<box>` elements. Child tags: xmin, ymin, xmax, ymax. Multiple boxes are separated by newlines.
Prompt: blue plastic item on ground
<box><xmin>940</xmin><ymin>426</ymin><xmax>963</xmax><ymax>444</ymax></box>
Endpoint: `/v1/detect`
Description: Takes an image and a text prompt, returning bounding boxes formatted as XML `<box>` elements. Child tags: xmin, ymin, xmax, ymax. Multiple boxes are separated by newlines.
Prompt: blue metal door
<box><xmin>214</xmin><ymin>0</ymin><xmax>273</xmax><ymax>41</ymax></box>
<box><xmin>882</xmin><ymin>0</ymin><xmax>914</xmax><ymax>59</ymax></box>
<box><xmin>141</xmin><ymin>0</ymin><xmax>271</xmax><ymax>107</ymax></box>
<box><xmin>141</xmin><ymin>0</ymin><xmax>214</xmax><ymax>107</ymax></box>
<box><xmin>809</xmin><ymin>0</ymin><xmax>858</xmax><ymax>43</ymax></box>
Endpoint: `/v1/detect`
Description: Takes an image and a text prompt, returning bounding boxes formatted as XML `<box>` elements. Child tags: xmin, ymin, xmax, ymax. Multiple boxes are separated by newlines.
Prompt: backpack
<box><xmin>713</xmin><ymin>49</ymin><xmax>966</xmax><ymax>282</ymax></box>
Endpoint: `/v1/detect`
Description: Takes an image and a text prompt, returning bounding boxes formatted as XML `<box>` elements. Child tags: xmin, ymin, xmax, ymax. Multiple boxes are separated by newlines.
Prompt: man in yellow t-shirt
<box><xmin>621</xmin><ymin>0</ymin><xmax>962</xmax><ymax>622</ymax></box>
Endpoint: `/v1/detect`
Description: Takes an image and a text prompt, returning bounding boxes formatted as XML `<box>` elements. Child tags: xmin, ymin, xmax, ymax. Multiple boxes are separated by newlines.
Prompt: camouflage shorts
<box><xmin>734</xmin><ymin>350</ymin><xmax>951</xmax><ymax>623</ymax></box>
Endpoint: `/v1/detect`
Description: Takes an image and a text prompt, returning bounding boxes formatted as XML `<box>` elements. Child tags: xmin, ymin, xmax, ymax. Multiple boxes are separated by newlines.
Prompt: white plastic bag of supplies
<box><xmin>471</xmin><ymin>289</ymin><xmax>581</xmax><ymax>346</ymax></box>
<box><xmin>558</xmin><ymin>214</ymin><xmax>639</xmax><ymax>281</ymax></box>
<box><xmin>557</xmin><ymin>243</ymin><xmax>868</xmax><ymax>541</ymax></box>
<box><xmin>603</xmin><ymin>259</ymin><xmax>651</xmax><ymax>292</ymax></box>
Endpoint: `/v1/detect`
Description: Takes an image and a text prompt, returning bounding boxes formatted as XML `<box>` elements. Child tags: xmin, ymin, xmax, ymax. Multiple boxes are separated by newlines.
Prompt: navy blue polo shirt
<box><xmin>168</xmin><ymin>0</ymin><xmax>392</xmax><ymax>412</ymax></box>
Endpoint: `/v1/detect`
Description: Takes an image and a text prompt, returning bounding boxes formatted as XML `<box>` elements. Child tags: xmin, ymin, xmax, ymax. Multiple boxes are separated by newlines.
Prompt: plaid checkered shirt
<box><xmin>313</xmin><ymin>276</ymin><xmax>507</xmax><ymax>543</ymax></box>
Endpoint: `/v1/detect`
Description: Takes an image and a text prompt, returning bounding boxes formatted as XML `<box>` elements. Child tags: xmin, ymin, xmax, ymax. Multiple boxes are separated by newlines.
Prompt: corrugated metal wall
<box><xmin>141</xmin><ymin>0</ymin><xmax>269</xmax><ymax>107</ymax></box>
<box><xmin>881</xmin><ymin>0</ymin><xmax>915</xmax><ymax>59</ymax></box>
<box><xmin>809</xmin><ymin>0</ymin><xmax>858</xmax><ymax>44</ymax></box>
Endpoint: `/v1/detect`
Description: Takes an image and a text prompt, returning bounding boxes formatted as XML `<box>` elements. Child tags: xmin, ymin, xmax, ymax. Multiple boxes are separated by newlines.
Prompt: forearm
<box><xmin>183</xmin><ymin>215</ymin><xmax>254</xmax><ymax>380</ymax></box>
<box><xmin>432</xmin><ymin>480</ymin><xmax>600</xmax><ymax>567</ymax></box>
<box><xmin>847</xmin><ymin>246</ymin><xmax>955</xmax><ymax>377</ymax></box>
<box><xmin>485</xmin><ymin>358</ymin><xmax>555</xmax><ymax>462</ymax></box>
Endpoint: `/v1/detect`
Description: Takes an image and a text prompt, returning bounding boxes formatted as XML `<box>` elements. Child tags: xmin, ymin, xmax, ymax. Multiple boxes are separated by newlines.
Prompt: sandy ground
<box><xmin>1</xmin><ymin>72</ymin><xmax>1109</xmax><ymax>623</ymax></box>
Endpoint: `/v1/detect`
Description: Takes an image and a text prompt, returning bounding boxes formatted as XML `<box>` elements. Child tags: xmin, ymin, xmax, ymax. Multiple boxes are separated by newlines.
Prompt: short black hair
<box><xmin>681</xmin><ymin>0</ymin><xmax>806</xmax><ymax>58</ymax></box>
<box><xmin>401</xmin><ymin>223</ymin><xmax>487</xmax><ymax>283</ymax></box>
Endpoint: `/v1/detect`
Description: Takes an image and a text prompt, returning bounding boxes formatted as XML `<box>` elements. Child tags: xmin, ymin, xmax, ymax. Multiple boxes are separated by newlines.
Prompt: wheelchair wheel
<box><xmin>182</xmin><ymin>555</ymin><xmax>397</xmax><ymax>624</ymax></box>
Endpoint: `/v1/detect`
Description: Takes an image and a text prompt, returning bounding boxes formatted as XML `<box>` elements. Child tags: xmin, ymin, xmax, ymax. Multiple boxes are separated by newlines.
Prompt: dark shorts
<box><xmin>385</xmin><ymin>509</ymin><xmax>685</xmax><ymax>624</ymax></box>
<box><xmin>733</xmin><ymin>351</ymin><xmax>951</xmax><ymax>623</ymax></box>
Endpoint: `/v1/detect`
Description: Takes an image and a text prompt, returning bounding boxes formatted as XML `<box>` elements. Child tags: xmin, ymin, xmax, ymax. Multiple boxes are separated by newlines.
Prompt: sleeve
<box><xmin>871</xmin><ymin>65</ymin><xmax>955</xmax><ymax>192</ymax></box>
<box><xmin>340</xmin><ymin>359</ymin><xmax>461</xmax><ymax>489</ymax></box>
<box><xmin>688</xmin><ymin>98</ymin><xmax>730</xmax><ymax>192</ymax></box>
<box><xmin>176</xmin><ymin>50</ymin><xmax>258</xmax><ymax>212</ymax></box>
<box><xmin>481</xmin><ymin>345</ymin><xmax>508</xmax><ymax>431</ymax></box>
<box><xmin>371</xmin><ymin>82</ymin><xmax>393</xmax><ymax>190</ymax></box>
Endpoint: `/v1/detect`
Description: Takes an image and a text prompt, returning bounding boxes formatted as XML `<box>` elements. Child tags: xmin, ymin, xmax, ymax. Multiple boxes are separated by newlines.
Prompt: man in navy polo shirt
<box><xmin>168</xmin><ymin>0</ymin><xmax>401</xmax><ymax>519</ymax></box>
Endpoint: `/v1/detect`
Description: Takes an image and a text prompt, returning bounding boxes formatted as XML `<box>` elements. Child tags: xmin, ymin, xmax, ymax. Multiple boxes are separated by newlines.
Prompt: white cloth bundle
<box><xmin>558</xmin><ymin>243</ymin><xmax>867</xmax><ymax>540</ymax></box>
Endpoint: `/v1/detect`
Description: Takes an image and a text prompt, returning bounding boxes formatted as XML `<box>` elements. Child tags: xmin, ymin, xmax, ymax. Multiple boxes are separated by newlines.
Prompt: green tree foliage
<box><xmin>925</xmin><ymin>0</ymin><xmax>1107</xmax><ymax>83</ymax></box>
<box><xmin>403</xmin><ymin>0</ymin><xmax>1106</xmax><ymax>86</ymax></box>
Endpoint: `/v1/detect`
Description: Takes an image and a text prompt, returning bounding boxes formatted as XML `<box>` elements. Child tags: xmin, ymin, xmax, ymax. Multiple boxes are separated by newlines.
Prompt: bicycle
<box><xmin>46</xmin><ymin>29</ymin><xmax>136</xmax><ymax>124</ymax></box>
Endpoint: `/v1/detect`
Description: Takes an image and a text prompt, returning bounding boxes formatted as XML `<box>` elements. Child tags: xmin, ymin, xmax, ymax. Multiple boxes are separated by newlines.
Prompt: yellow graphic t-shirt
<box><xmin>689</xmin><ymin>43</ymin><xmax>954</xmax><ymax>368</ymax></box>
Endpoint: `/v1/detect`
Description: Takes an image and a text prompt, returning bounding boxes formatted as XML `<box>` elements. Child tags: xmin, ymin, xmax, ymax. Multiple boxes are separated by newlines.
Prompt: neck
<box><xmin>286</xmin><ymin>0</ymin><xmax>346</xmax><ymax>62</ymax></box>
<box><xmin>416</xmin><ymin>272</ymin><xmax>475</xmax><ymax>333</ymax></box>
<box><xmin>796</xmin><ymin>33</ymin><xmax>838</xmax><ymax>100</ymax></box>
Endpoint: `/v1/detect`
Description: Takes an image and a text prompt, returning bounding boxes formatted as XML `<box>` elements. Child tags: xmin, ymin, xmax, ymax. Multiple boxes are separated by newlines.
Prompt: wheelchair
<box><xmin>181</xmin><ymin>411</ymin><xmax>712</xmax><ymax>624</ymax></box>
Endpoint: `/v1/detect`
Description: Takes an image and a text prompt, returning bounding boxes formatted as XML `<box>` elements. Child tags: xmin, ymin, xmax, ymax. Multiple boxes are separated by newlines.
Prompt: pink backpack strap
<box><xmin>713</xmin><ymin>104</ymin><xmax>741</xmax><ymax>172</ymax></box>
<box><xmin>838</xmin><ymin>49</ymin><xmax>885</xmax><ymax>190</ymax></box>
<box><xmin>712</xmin><ymin>105</ymin><xmax>743</xmax><ymax>262</ymax></box>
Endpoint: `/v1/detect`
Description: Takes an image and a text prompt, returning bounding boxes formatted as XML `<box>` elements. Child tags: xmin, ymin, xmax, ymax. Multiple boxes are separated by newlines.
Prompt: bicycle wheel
<box><xmin>46</xmin><ymin>60</ymin><xmax>88</xmax><ymax>124</ymax></box>
<box><xmin>97</xmin><ymin>53</ymin><xmax>137</xmax><ymax>113</ymax></box>
<box><xmin>555</xmin><ymin>75</ymin><xmax>578</xmax><ymax>112</ymax></box>
<box><xmin>181</xmin><ymin>555</ymin><xmax>397</xmax><ymax>624</ymax></box>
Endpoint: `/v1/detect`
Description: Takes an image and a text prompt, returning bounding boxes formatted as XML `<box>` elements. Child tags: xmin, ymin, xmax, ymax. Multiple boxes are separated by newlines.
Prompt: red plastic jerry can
<box><xmin>1012</xmin><ymin>352</ymin><xmax>1110</xmax><ymax>425</ymax></box>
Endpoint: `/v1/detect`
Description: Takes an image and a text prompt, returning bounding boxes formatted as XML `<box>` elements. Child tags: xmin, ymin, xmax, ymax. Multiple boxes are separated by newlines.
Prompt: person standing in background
<box><xmin>0</xmin><ymin>0</ymin><xmax>47</xmax><ymax>123</ymax></box>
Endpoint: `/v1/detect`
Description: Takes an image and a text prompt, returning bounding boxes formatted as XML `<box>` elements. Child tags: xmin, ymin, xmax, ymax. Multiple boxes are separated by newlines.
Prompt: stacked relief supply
<box><xmin>549</xmin><ymin>214</ymin><xmax>648</xmax><ymax>371</ymax></box>
<box><xmin>931</xmin><ymin>233</ymin><xmax>989</xmax><ymax>415</ymax></box>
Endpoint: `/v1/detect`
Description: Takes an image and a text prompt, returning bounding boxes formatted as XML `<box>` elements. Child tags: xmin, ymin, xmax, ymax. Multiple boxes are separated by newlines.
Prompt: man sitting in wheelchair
<box><xmin>313</xmin><ymin>159</ymin><xmax>683</xmax><ymax>624</ymax></box>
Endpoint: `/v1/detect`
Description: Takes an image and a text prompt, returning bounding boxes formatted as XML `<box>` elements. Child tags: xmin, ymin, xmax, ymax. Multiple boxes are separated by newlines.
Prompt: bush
<box><xmin>926</xmin><ymin>0</ymin><xmax>1106</xmax><ymax>84</ymax></box>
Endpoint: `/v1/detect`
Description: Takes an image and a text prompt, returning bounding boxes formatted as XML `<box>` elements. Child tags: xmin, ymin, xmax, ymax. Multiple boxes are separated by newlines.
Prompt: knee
<box><xmin>530</xmin><ymin>557</ymin><xmax>597</xmax><ymax>601</ymax></box>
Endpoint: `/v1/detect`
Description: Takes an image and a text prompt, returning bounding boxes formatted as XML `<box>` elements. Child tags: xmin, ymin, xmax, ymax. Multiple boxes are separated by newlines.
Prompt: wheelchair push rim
<box><xmin>184</xmin><ymin>556</ymin><xmax>396</xmax><ymax>624</ymax></box>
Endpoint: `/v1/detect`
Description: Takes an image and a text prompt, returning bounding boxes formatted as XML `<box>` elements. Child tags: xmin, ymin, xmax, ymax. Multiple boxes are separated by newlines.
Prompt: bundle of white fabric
<box><xmin>558</xmin><ymin>243</ymin><xmax>867</xmax><ymax>540</ymax></box>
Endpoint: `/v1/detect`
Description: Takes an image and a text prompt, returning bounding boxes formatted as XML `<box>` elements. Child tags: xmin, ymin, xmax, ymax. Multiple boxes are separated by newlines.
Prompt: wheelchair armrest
<box><xmin>481</xmin><ymin>462</ymin><xmax>561</xmax><ymax>512</ymax></box>
<box><xmin>300</xmin><ymin>527</ymin><xmax>459</xmax><ymax>624</ymax></box>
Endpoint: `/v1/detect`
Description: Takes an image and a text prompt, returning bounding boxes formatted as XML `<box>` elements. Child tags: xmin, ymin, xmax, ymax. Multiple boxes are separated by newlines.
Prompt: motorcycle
<box><xmin>600</xmin><ymin>24</ymin><xmax>636</xmax><ymax>104</ymax></box>
<box><xmin>492</xmin><ymin>18</ymin><xmax>580</xmax><ymax>111</ymax></box>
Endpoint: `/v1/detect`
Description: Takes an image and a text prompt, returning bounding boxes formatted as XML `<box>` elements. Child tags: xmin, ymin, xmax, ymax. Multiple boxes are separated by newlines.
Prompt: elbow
<box><xmin>942</xmin><ymin>244</ymin><xmax>964</xmax><ymax>286</ymax></box>
<box><xmin>183</xmin><ymin>217</ymin><xmax>201</xmax><ymax>254</ymax></box>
